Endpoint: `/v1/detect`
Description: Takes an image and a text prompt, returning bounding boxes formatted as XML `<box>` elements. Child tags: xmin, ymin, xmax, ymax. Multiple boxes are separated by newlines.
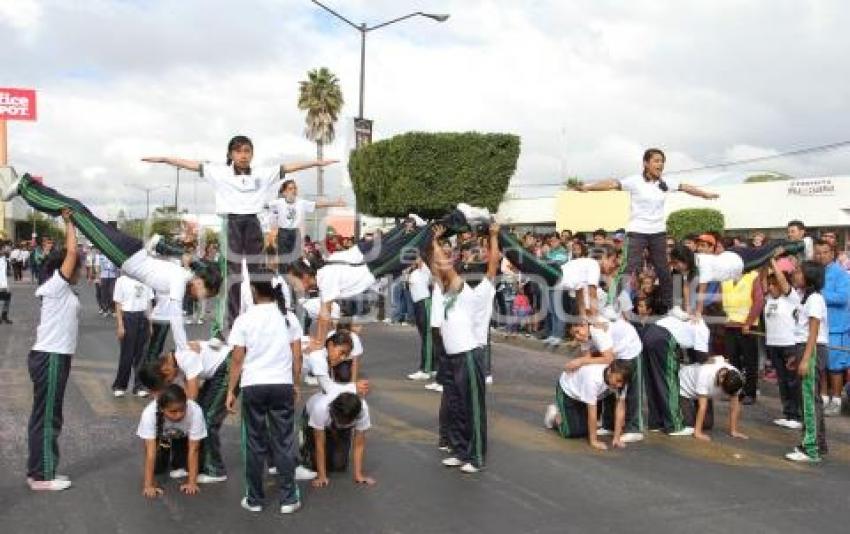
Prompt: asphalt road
<box><xmin>1</xmin><ymin>280</ymin><xmax>850</xmax><ymax>533</ymax></box>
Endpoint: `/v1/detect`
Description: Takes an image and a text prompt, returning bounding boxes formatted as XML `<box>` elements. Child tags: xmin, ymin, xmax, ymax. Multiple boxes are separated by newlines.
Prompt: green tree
<box><xmin>18</xmin><ymin>211</ymin><xmax>65</xmax><ymax>243</ymax></box>
<box><xmin>298</xmin><ymin>67</ymin><xmax>344</xmax><ymax>200</ymax></box>
<box><xmin>666</xmin><ymin>208</ymin><xmax>725</xmax><ymax>240</ymax></box>
<box><xmin>744</xmin><ymin>172</ymin><xmax>793</xmax><ymax>183</ymax></box>
<box><xmin>150</xmin><ymin>205</ymin><xmax>186</xmax><ymax>238</ymax></box>
<box><xmin>348</xmin><ymin>132</ymin><xmax>521</xmax><ymax>218</ymax></box>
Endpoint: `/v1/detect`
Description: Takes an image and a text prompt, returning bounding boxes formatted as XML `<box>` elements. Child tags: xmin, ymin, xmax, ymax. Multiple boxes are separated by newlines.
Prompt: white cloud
<box><xmin>4</xmin><ymin>0</ymin><xmax>850</xmax><ymax>218</ymax></box>
<box><xmin>0</xmin><ymin>0</ymin><xmax>42</xmax><ymax>30</ymax></box>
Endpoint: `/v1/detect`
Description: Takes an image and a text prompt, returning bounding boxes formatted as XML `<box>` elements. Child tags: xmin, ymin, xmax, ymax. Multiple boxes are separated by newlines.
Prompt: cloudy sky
<box><xmin>4</xmin><ymin>0</ymin><xmax>850</xmax><ymax>219</ymax></box>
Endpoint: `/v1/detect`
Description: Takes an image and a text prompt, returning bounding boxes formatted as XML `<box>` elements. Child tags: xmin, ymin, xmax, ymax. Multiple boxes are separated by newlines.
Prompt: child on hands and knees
<box><xmin>678</xmin><ymin>357</ymin><xmax>748</xmax><ymax>441</ymax></box>
<box><xmin>544</xmin><ymin>359</ymin><xmax>633</xmax><ymax>450</ymax></box>
<box><xmin>136</xmin><ymin>384</ymin><xmax>207</xmax><ymax>498</ymax></box>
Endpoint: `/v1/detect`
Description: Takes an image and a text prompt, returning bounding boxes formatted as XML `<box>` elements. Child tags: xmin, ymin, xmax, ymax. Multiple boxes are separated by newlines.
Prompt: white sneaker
<box><xmin>112</xmin><ymin>390</ymin><xmax>126</xmax><ymax>398</ymax></box>
<box><xmin>442</xmin><ymin>457</ymin><xmax>463</xmax><ymax>467</ymax></box>
<box><xmin>294</xmin><ymin>466</ymin><xmax>317</xmax><ymax>481</ymax></box>
<box><xmin>280</xmin><ymin>501</ymin><xmax>302</xmax><ymax>515</ymax></box>
<box><xmin>28</xmin><ymin>478</ymin><xmax>72</xmax><ymax>491</ymax></box>
<box><xmin>197</xmin><ymin>473</ymin><xmax>228</xmax><ymax>484</ymax></box>
<box><xmin>620</xmin><ymin>432</ymin><xmax>645</xmax><ymax>443</ymax></box>
<box><xmin>169</xmin><ymin>468</ymin><xmax>188</xmax><ymax>479</ymax></box>
<box><xmin>668</xmin><ymin>427</ymin><xmax>695</xmax><ymax>437</ymax></box>
<box><xmin>432</xmin><ymin>384</ymin><xmax>444</xmax><ymax>393</ymax></box>
<box><xmin>382</xmin><ymin>318</ymin><xmax>392</xmax><ymax>324</ymax></box>
<box><xmin>460</xmin><ymin>463</ymin><xmax>480</xmax><ymax>474</ymax></box>
<box><xmin>438</xmin><ymin>445</ymin><xmax>451</xmax><ymax>453</ymax></box>
<box><xmin>543</xmin><ymin>404</ymin><xmax>558</xmax><ymax>429</ymax></box>
<box><xmin>785</xmin><ymin>450</ymin><xmax>821</xmax><ymax>463</ymax></box>
<box><xmin>485</xmin><ymin>376</ymin><xmax>493</xmax><ymax>385</ymax></box>
<box><xmin>668</xmin><ymin>306</ymin><xmax>690</xmax><ymax>322</ymax></box>
<box><xmin>785</xmin><ymin>420</ymin><xmax>803</xmax><ymax>429</ymax></box>
<box><xmin>241</xmin><ymin>497</ymin><xmax>262</xmax><ymax>513</ymax></box>
<box><xmin>136</xmin><ymin>390</ymin><xmax>149</xmax><ymax>398</ymax></box>
<box><xmin>1</xmin><ymin>172</ymin><xmax>22</xmax><ymax>201</ymax></box>
<box><xmin>595</xmin><ymin>428</ymin><xmax>613</xmax><ymax>436</ymax></box>
<box><xmin>304</xmin><ymin>375</ymin><xmax>319</xmax><ymax>386</ymax></box>
<box><xmin>268</xmin><ymin>466</ymin><xmax>278</xmax><ymax>475</ymax></box>
<box><xmin>145</xmin><ymin>234</ymin><xmax>163</xmax><ymax>256</ymax></box>
<box><xmin>407</xmin><ymin>370</ymin><xmax>430</xmax><ymax>381</ymax></box>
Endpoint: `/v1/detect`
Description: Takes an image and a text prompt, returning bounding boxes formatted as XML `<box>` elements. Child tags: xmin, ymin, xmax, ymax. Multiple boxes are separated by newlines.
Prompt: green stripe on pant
<box><xmin>240</xmin><ymin>396</ymin><xmax>249</xmax><ymax>498</ymax></box>
<box><xmin>210</xmin><ymin>215</ymin><xmax>228</xmax><ymax>339</ymax></box>
<box><xmin>43</xmin><ymin>353</ymin><xmax>58</xmax><ymax>480</ymax></box>
<box><xmin>423</xmin><ymin>298</ymin><xmax>433</xmax><ymax>372</ymax></box>
<box><xmin>554</xmin><ymin>383</ymin><xmax>571</xmax><ymax>438</ymax></box>
<box><xmin>465</xmin><ymin>351</ymin><xmax>484</xmax><ymax>466</ymax></box>
<box><xmin>203</xmin><ymin>355</ymin><xmax>232</xmax><ymax>474</ymax></box>
<box><xmin>800</xmin><ymin>351</ymin><xmax>820</xmax><ymax>459</ymax></box>
<box><xmin>665</xmin><ymin>337</ymin><xmax>684</xmax><ymax>432</ymax></box>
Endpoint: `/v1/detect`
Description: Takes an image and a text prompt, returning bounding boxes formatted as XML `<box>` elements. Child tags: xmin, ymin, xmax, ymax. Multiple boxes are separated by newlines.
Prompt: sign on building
<box><xmin>0</xmin><ymin>88</ymin><xmax>37</xmax><ymax>121</ymax></box>
<box><xmin>787</xmin><ymin>178</ymin><xmax>835</xmax><ymax>196</ymax></box>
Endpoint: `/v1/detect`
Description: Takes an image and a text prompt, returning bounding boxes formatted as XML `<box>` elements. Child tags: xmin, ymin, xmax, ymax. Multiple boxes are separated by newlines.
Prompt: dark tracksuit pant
<box><xmin>553</xmin><ymin>383</ymin><xmax>596</xmax><ymax>439</ymax></box>
<box><xmin>796</xmin><ymin>343</ymin><xmax>828</xmax><ymax>459</ymax></box>
<box><xmin>154</xmin><ymin>437</ymin><xmax>188</xmax><ymax>474</ymax></box>
<box><xmin>725</xmin><ymin>326</ymin><xmax>759</xmax><ymax>399</ymax></box>
<box><xmin>27</xmin><ymin>351</ymin><xmax>72</xmax><ymax>481</ymax></box>
<box><xmin>767</xmin><ymin>345</ymin><xmax>800</xmax><ymax>422</ymax></box>
<box><xmin>197</xmin><ymin>355</ymin><xmax>233</xmax><ymax>477</ymax></box>
<box><xmin>0</xmin><ymin>288</ymin><xmax>10</xmax><ymax>318</ymax></box>
<box><xmin>276</xmin><ymin>228</ymin><xmax>301</xmax><ymax>272</ymax></box>
<box><xmin>442</xmin><ymin>347</ymin><xmax>487</xmax><ymax>468</ymax></box>
<box><xmin>625</xmin><ymin>232</ymin><xmax>672</xmax><ymax>313</ymax></box>
<box><xmin>679</xmin><ymin>397</ymin><xmax>715</xmax><ymax>430</ymax></box>
<box><xmin>144</xmin><ymin>320</ymin><xmax>171</xmax><ymax>369</ymax></box>
<box><xmin>731</xmin><ymin>240</ymin><xmax>805</xmax><ymax>274</ymax></box>
<box><xmin>215</xmin><ymin>214</ymin><xmax>264</xmax><ymax>338</ymax></box>
<box><xmin>300</xmin><ymin>408</ymin><xmax>354</xmax><ymax>473</ymax></box>
<box><xmin>413</xmin><ymin>297</ymin><xmax>434</xmax><ymax>373</ymax></box>
<box><xmin>641</xmin><ymin>324</ymin><xmax>685</xmax><ymax>433</ymax></box>
<box><xmin>99</xmin><ymin>276</ymin><xmax>117</xmax><ymax>313</ymax></box>
<box><xmin>433</xmin><ymin>331</ymin><xmax>452</xmax><ymax>449</ymax></box>
<box><xmin>601</xmin><ymin>356</ymin><xmax>644</xmax><ymax>433</ymax></box>
<box><xmin>112</xmin><ymin>311</ymin><xmax>149</xmax><ymax>391</ymax></box>
<box><xmin>241</xmin><ymin>384</ymin><xmax>298</xmax><ymax>507</ymax></box>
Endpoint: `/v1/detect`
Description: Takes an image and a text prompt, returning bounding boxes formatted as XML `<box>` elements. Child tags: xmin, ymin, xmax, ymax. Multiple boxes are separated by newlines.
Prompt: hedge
<box><xmin>348</xmin><ymin>131</ymin><xmax>520</xmax><ymax>218</ymax></box>
<box><xmin>666</xmin><ymin>208</ymin><xmax>725</xmax><ymax>241</ymax></box>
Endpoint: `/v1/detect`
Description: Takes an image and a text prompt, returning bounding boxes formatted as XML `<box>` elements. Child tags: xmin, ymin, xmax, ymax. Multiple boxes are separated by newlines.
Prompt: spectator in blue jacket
<box><xmin>815</xmin><ymin>239</ymin><xmax>850</xmax><ymax>416</ymax></box>
<box><xmin>542</xmin><ymin>233</ymin><xmax>570</xmax><ymax>347</ymax></box>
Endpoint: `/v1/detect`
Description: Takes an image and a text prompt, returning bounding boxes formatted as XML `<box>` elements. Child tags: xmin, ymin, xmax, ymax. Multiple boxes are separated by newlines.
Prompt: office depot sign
<box><xmin>0</xmin><ymin>88</ymin><xmax>37</xmax><ymax>121</ymax></box>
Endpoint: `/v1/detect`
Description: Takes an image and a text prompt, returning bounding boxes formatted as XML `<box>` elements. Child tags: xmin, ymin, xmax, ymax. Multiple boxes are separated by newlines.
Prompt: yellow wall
<box><xmin>555</xmin><ymin>191</ymin><xmax>630</xmax><ymax>232</ymax></box>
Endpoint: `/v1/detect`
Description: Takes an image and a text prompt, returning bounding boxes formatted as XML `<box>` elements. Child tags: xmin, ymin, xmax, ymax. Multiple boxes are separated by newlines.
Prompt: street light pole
<box><xmin>175</xmin><ymin>168</ymin><xmax>180</xmax><ymax>212</ymax></box>
<box><xmin>130</xmin><ymin>184</ymin><xmax>170</xmax><ymax>220</ymax></box>
<box><xmin>311</xmin><ymin>1</ymin><xmax>449</xmax><ymax>238</ymax></box>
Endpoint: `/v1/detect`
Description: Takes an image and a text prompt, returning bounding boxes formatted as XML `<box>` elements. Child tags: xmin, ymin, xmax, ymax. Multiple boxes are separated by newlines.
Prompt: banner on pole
<box><xmin>0</xmin><ymin>88</ymin><xmax>37</xmax><ymax>121</ymax></box>
<box><xmin>354</xmin><ymin>118</ymin><xmax>373</xmax><ymax>149</ymax></box>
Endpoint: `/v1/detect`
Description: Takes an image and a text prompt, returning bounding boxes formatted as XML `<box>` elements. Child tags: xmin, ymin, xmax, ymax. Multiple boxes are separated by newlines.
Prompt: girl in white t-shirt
<box><xmin>143</xmin><ymin>136</ymin><xmax>336</xmax><ymax>335</ymax></box>
<box><xmin>762</xmin><ymin>260</ymin><xmax>803</xmax><ymax>429</ymax></box>
<box><xmin>25</xmin><ymin>210</ymin><xmax>79</xmax><ymax>492</ymax></box>
<box><xmin>785</xmin><ymin>261</ymin><xmax>829</xmax><ymax>463</ymax></box>
<box><xmin>267</xmin><ymin>179</ymin><xmax>346</xmax><ymax>268</ymax></box>
<box><xmin>225</xmin><ymin>269</ymin><xmax>303</xmax><ymax>513</ymax></box>
<box><xmin>137</xmin><ymin>384</ymin><xmax>207</xmax><ymax>499</ymax></box>
<box><xmin>0</xmin><ymin>249</ymin><xmax>11</xmax><ymax>324</ymax></box>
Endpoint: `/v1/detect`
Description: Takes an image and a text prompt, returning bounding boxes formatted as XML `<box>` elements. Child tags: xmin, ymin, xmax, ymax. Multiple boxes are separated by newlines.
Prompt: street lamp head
<box><xmin>422</xmin><ymin>13</ymin><xmax>450</xmax><ymax>22</ymax></box>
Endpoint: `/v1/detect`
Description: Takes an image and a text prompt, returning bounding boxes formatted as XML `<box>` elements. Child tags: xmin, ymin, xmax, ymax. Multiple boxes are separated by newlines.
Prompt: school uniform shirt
<box><xmin>136</xmin><ymin>399</ymin><xmax>207</xmax><ymax>441</ymax></box>
<box><xmin>583</xmin><ymin>320</ymin><xmax>614</xmax><ymax>354</ymax></box>
<box><xmin>112</xmin><ymin>275</ymin><xmax>153</xmax><ymax>313</ymax></box>
<box><xmin>268</xmin><ymin>198</ymin><xmax>315</xmax><ymax>233</ymax></box>
<box><xmin>656</xmin><ymin>316</ymin><xmax>710</xmax><ymax>352</ymax></box>
<box><xmin>558</xmin><ymin>364</ymin><xmax>615</xmax><ymax>405</ymax></box>
<box><xmin>175</xmin><ymin>341</ymin><xmax>231</xmax><ymax>381</ymax></box>
<box><xmin>618</xmin><ymin>174</ymin><xmax>682</xmax><ymax>234</ymax></box>
<box><xmin>609</xmin><ymin>318</ymin><xmax>643</xmax><ymax>360</ymax></box>
<box><xmin>695</xmin><ymin>252</ymin><xmax>744</xmax><ymax>284</ymax></box>
<box><xmin>679</xmin><ymin>357</ymin><xmax>736</xmax><ymax>399</ymax></box>
<box><xmin>0</xmin><ymin>256</ymin><xmax>7</xmax><ymax>290</ymax></box>
<box><xmin>408</xmin><ymin>264</ymin><xmax>432</xmax><ymax>303</ymax></box>
<box><xmin>227</xmin><ymin>303</ymin><xmax>302</xmax><ymax>387</ymax></box>
<box><xmin>793</xmin><ymin>292</ymin><xmax>829</xmax><ymax>345</ymax></box>
<box><xmin>430</xmin><ymin>284</ymin><xmax>444</xmax><ymax>328</ymax></box>
<box><xmin>33</xmin><ymin>271</ymin><xmax>81</xmax><ymax>355</ymax></box>
<box><xmin>439</xmin><ymin>283</ymin><xmax>480</xmax><ymax>355</ymax></box>
<box><xmin>306</xmin><ymin>390</ymin><xmax>371</xmax><ymax>431</ymax></box>
<box><xmin>764</xmin><ymin>290</ymin><xmax>801</xmax><ymax>347</ymax></box>
<box><xmin>471</xmin><ymin>278</ymin><xmax>497</xmax><ymax>347</ymax></box>
<box><xmin>302</xmin><ymin>297</ymin><xmax>341</xmax><ymax>320</ymax></box>
<box><xmin>316</xmin><ymin>247</ymin><xmax>377</xmax><ymax>304</ymax></box>
<box><xmin>98</xmin><ymin>256</ymin><xmax>119</xmax><ymax>279</ymax></box>
<box><xmin>200</xmin><ymin>163</ymin><xmax>282</xmax><ymax>215</ymax></box>
<box><xmin>557</xmin><ymin>257</ymin><xmax>600</xmax><ymax>291</ymax></box>
<box><xmin>327</xmin><ymin>329</ymin><xmax>364</xmax><ymax>358</ymax></box>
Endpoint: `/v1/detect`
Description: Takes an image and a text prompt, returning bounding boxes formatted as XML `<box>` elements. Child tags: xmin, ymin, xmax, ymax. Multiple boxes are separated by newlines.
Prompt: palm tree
<box><xmin>298</xmin><ymin>67</ymin><xmax>344</xmax><ymax>202</ymax></box>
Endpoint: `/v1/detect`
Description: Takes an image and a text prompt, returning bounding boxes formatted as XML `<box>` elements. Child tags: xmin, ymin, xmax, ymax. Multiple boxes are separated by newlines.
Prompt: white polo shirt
<box><xmin>764</xmin><ymin>290</ymin><xmax>800</xmax><ymax>347</ymax></box>
<box><xmin>33</xmin><ymin>271</ymin><xmax>80</xmax><ymax>355</ymax></box>
<box><xmin>306</xmin><ymin>390</ymin><xmax>371</xmax><ymax>431</ymax></box>
<box><xmin>439</xmin><ymin>283</ymin><xmax>479</xmax><ymax>355</ymax></box>
<box><xmin>316</xmin><ymin>247</ymin><xmax>376</xmax><ymax>303</ymax></box>
<box><xmin>430</xmin><ymin>284</ymin><xmax>444</xmax><ymax>328</ymax></box>
<box><xmin>113</xmin><ymin>275</ymin><xmax>153</xmax><ymax>313</ymax></box>
<box><xmin>679</xmin><ymin>357</ymin><xmax>736</xmax><ymax>399</ymax></box>
<box><xmin>174</xmin><ymin>341</ymin><xmax>231</xmax><ymax>381</ymax></box>
<box><xmin>0</xmin><ymin>256</ymin><xmax>7</xmax><ymax>290</ymax></box>
<box><xmin>268</xmin><ymin>198</ymin><xmax>315</xmax><ymax>232</ymax></box>
<box><xmin>201</xmin><ymin>163</ymin><xmax>282</xmax><ymax>215</ymax></box>
<box><xmin>558</xmin><ymin>258</ymin><xmax>600</xmax><ymax>291</ymax></box>
<box><xmin>657</xmin><ymin>316</ymin><xmax>710</xmax><ymax>353</ymax></box>
<box><xmin>471</xmin><ymin>278</ymin><xmax>497</xmax><ymax>348</ymax></box>
<box><xmin>696</xmin><ymin>252</ymin><xmax>745</xmax><ymax>284</ymax></box>
<box><xmin>558</xmin><ymin>364</ymin><xmax>613</xmax><ymax>405</ymax></box>
<box><xmin>794</xmin><ymin>292</ymin><xmax>828</xmax><ymax>345</ymax></box>
<box><xmin>137</xmin><ymin>399</ymin><xmax>207</xmax><ymax>441</ymax></box>
<box><xmin>408</xmin><ymin>264</ymin><xmax>432</xmax><ymax>303</ymax></box>
<box><xmin>227</xmin><ymin>303</ymin><xmax>302</xmax><ymax>387</ymax></box>
<box><xmin>618</xmin><ymin>174</ymin><xmax>681</xmax><ymax>234</ymax></box>
<box><xmin>609</xmin><ymin>318</ymin><xmax>643</xmax><ymax>361</ymax></box>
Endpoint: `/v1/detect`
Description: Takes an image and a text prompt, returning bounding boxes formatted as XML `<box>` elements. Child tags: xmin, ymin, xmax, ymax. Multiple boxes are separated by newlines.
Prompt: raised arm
<box><xmin>574</xmin><ymin>179</ymin><xmax>620</xmax><ymax>192</ymax></box>
<box><xmin>770</xmin><ymin>258</ymin><xmax>792</xmax><ymax>296</ymax></box>
<box><xmin>281</xmin><ymin>159</ymin><xmax>339</xmax><ymax>174</ymax></box>
<box><xmin>679</xmin><ymin>183</ymin><xmax>719</xmax><ymax>200</ymax></box>
<box><xmin>59</xmin><ymin>209</ymin><xmax>78</xmax><ymax>280</ymax></box>
<box><xmin>141</xmin><ymin>157</ymin><xmax>201</xmax><ymax>172</ymax></box>
<box><xmin>485</xmin><ymin>223</ymin><xmax>501</xmax><ymax>281</ymax></box>
<box><xmin>316</xmin><ymin>197</ymin><xmax>347</xmax><ymax>209</ymax></box>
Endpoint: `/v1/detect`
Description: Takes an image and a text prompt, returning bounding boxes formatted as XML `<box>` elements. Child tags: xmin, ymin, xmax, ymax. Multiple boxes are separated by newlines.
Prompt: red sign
<box><xmin>0</xmin><ymin>88</ymin><xmax>37</xmax><ymax>121</ymax></box>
